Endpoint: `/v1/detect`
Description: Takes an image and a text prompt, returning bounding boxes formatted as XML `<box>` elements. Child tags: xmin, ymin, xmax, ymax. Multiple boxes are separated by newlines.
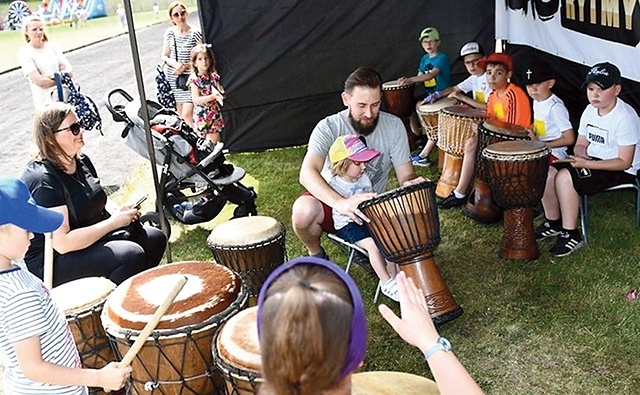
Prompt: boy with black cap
<box><xmin>412</xmin><ymin>41</ymin><xmax>490</xmax><ymax>166</ymax></box>
<box><xmin>536</xmin><ymin>62</ymin><xmax>640</xmax><ymax>256</ymax></box>
<box><xmin>439</xmin><ymin>52</ymin><xmax>531</xmax><ymax>209</ymax></box>
<box><xmin>0</xmin><ymin>176</ymin><xmax>130</xmax><ymax>393</ymax></box>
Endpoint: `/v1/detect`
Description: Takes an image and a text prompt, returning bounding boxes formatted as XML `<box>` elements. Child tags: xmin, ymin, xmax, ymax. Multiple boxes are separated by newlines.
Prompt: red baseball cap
<box><xmin>477</xmin><ymin>52</ymin><xmax>514</xmax><ymax>72</ymax></box>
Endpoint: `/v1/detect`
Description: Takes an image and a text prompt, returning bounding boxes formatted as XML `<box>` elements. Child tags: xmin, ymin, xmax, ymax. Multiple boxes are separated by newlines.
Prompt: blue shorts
<box><xmin>336</xmin><ymin>222</ymin><xmax>371</xmax><ymax>244</ymax></box>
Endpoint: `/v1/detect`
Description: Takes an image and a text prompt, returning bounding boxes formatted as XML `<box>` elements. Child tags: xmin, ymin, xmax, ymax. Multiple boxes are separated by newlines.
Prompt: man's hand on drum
<box><xmin>98</xmin><ymin>362</ymin><xmax>132</xmax><ymax>390</ymax></box>
<box><xmin>378</xmin><ymin>271</ymin><xmax>439</xmax><ymax>353</ymax></box>
<box><xmin>335</xmin><ymin>192</ymin><xmax>376</xmax><ymax>225</ymax></box>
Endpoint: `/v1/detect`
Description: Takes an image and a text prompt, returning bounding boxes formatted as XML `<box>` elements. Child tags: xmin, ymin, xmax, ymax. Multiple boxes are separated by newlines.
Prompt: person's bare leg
<box><xmin>417</xmin><ymin>139</ymin><xmax>436</xmax><ymax>159</ymax></box>
<box><xmin>291</xmin><ymin>195</ymin><xmax>325</xmax><ymax>255</ymax></box>
<box><xmin>410</xmin><ymin>103</ymin><xmax>422</xmax><ymax>136</ymax></box>
<box><xmin>555</xmin><ymin>169</ymin><xmax>580</xmax><ymax>229</ymax></box>
<box><xmin>454</xmin><ymin>136</ymin><xmax>477</xmax><ymax>195</ymax></box>
<box><xmin>181</xmin><ymin>102</ymin><xmax>194</xmax><ymax>127</ymax></box>
<box><xmin>357</xmin><ymin>238</ymin><xmax>391</xmax><ymax>283</ymax></box>
<box><xmin>541</xmin><ymin>167</ymin><xmax>561</xmax><ymax>220</ymax></box>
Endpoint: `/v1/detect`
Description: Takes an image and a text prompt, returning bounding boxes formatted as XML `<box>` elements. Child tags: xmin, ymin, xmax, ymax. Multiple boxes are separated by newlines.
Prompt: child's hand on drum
<box><xmin>378</xmin><ymin>272</ymin><xmax>439</xmax><ymax>353</ymax></box>
<box><xmin>98</xmin><ymin>362</ymin><xmax>132</xmax><ymax>391</ymax></box>
<box><xmin>397</xmin><ymin>76</ymin><xmax>412</xmax><ymax>86</ymax></box>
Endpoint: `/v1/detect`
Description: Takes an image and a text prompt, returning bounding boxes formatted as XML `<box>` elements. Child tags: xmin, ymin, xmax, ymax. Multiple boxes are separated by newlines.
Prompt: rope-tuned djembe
<box><xmin>359</xmin><ymin>181</ymin><xmax>462</xmax><ymax>325</ymax></box>
<box><xmin>483</xmin><ymin>141</ymin><xmax>550</xmax><ymax>260</ymax></box>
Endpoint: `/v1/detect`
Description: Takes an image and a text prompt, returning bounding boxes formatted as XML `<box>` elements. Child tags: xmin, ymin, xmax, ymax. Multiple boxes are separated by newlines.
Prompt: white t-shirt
<box><xmin>18</xmin><ymin>42</ymin><xmax>72</xmax><ymax>109</ymax></box>
<box><xmin>578</xmin><ymin>98</ymin><xmax>640</xmax><ymax>175</ymax></box>
<box><xmin>0</xmin><ymin>266</ymin><xmax>85</xmax><ymax>394</ymax></box>
<box><xmin>456</xmin><ymin>73</ymin><xmax>491</xmax><ymax>104</ymax></box>
<box><xmin>532</xmin><ymin>93</ymin><xmax>573</xmax><ymax>159</ymax></box>
<box><xmin>307</xmin><ymin>110</ymin><xmax>410</xmax><ymax>194</ymax></box>
<box><xmin>329</xmin><ymin>173</ymin><xmax>374</xmax><ymax>230</ymax></box>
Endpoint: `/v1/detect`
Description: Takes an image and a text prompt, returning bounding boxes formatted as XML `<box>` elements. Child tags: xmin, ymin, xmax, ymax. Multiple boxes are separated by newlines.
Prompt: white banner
<box><xmin>495</xmin><ymin>0</ymin><xmax>640</xmax><ymax>82</ymax></box>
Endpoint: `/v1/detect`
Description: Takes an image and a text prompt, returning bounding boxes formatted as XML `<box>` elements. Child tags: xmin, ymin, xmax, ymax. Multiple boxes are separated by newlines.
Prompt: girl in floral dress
<box><xmin>189</xmin><ymin>44</ymin><xmax>226</xmax><ymax>144</ymax></box>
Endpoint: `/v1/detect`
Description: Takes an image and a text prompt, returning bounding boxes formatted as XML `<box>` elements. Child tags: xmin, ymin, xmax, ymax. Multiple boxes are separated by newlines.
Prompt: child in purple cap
<box><xmin>0</xmin><ymin>176</ymin><xmax>131</xmax><ymax>394</ymax></box>
<box><xmin>327</xmin><ymin>135</ymin><xmax>399</xmax><ymax>301</ymax></box>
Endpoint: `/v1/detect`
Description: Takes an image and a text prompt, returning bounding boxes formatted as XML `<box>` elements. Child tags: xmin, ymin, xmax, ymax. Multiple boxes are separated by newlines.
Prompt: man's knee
<box><xmin>292</xmin><ymin>195</ymin><xmax>324</xmax><ymax>230</ymax></box>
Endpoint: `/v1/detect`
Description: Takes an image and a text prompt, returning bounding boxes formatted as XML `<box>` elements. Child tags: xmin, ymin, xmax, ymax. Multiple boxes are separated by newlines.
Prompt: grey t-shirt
<box><xmin>307</xmin><ymin>110</ymin><xmax>411</xmax><ymax>193</ymax></box>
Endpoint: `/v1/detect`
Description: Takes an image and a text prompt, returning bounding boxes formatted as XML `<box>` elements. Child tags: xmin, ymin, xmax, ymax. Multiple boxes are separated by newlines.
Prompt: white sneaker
<box><xmin>380</xmin><ymin>277</ymin><xmax>399</xmax><ymax>302</ymax></box>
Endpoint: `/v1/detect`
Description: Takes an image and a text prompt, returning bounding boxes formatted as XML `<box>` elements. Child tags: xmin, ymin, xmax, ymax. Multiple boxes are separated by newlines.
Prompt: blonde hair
<box><xmin>32</xmin><ymin>102</ymin><xmax>78</xmax><ymax>170</ymax></box>
<box><xmin>22</xmin><ymin>14</ymin><xmax>48</xmax><ymax>43</ymax></box>
<box><xmin>190</xmin><ymin>44</ymin><xmax>216</xmax><ymax>76</ymax></box>
<box><xmin>329</xmin><ymin>158</ymin><xmax>352</xmax><ymax>177</ymax></box>
<box><xmin>259</xmin><ymin>265</ymin><xmax>353</xmax><ymax>395</ymax></box>
<box><xmin>168</xmin><ymin>1</ymin><xmax>186</xmax><ymax>23</ymax></box>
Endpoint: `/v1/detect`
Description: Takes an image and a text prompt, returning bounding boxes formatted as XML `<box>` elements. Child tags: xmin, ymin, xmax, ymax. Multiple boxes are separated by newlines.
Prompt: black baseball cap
<box><xmin>582</xmin><ymin>62</ymin><xmax>621</xmax><ymax>89</ymax></box>
<box><xmin>523</xmin><ymin>60</ymin><xmax>555</xmax><ymax>85</ymax></box>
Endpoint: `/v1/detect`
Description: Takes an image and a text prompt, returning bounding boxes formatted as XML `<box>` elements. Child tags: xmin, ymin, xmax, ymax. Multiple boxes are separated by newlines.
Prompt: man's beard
<box><xmin>348</xmin><ymin>113</ymin><xmax>378</xmax><ymax>136</ymax></box>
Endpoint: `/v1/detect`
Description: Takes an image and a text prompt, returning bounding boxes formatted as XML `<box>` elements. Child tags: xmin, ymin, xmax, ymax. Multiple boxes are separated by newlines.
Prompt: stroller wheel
<box><xmin>139</xmin><ymin>211</ymin><xmax>171</xmax><ymax>238</ymax></box>
<box><xmin>232</xmin><ymin>200</ymin><xmax>258</xmax><ymax>219</ymax></box>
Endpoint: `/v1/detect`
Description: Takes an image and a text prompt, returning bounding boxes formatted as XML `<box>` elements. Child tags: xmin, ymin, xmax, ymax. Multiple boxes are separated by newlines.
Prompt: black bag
<box><xmin>176</xmin><ymin>73</ymin><xmax>190</xmax><ymax>91</ymax></box>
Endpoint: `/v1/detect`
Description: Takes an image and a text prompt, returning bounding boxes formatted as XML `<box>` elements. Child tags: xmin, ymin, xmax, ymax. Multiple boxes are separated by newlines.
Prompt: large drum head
<box><xmin>417</xmin><ymin>97</ymin><xmax>458</xmax><ymax>114</ymax></box>
<box><xmin>51</xmin><ymin>277</ymin><xmax>115</xmax><ymax>315</ymax></box>
<box><xmin>207</xmin><ymin>216</ymin><xmax>283</xmax><ymax>247</ymax></box>
<box><xmin>352</xmin><ymin>372</ymin><xmax>439</xmax><ymax>395</ymax></box>
<box><xmin>480</xmin><ymin>118</ymin><xmax>528</xmax><ymax>139</ymax></box>
<box><xmin>440</xmin><ymin>105</ymin><xmax>487</xmax><ymax>119</ymax></box>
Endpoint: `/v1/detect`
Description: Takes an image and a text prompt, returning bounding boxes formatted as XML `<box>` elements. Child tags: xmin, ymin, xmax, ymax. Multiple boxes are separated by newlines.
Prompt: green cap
<box><xmin>418</xmin><ymin>27</ymin><xmax>440</xmax><ymax>42</ymax></box>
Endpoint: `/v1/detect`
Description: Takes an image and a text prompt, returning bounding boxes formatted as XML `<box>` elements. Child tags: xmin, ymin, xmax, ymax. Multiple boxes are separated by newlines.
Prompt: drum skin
<box><xmin>464</xmin><ymin>119</ymin><xmax>529</xmax><ymax>223</ymax></box>
<box><xmin>207</xmin><ymin>216</ymin><xmax>286</xmax><ymax>306</ymax></box>
<box><xmin>352</xmin><ymin>371</ymin><xmax>439</xmax><ymax>395</ymax></box>
<box><xmin>359</xmin><ymin>182</ymin><xmax>462</xmax><ymax>325</ymax></box>
<box><xmin>435</xmin><ymin>106</ymin><xmax>487</xmax><ymax>198</ymax></box>
<box><xmin>102</xmin><ymin>261</ymin><xmax>249</xmax><ymax>395</ymax></box>
<box><xmin>483</xmin><ymin>141</ymin><xmax>550</xmax><ymax>260</ymax></box>
<box><xmin>51</xmin><ymin>277</ymin><xmax>119</xmax><ymax>395</ymax></box>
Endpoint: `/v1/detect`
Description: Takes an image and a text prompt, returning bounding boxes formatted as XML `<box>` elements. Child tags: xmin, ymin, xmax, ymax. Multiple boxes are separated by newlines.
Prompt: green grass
<box><xmin>0</xmin><ymin>0</ymin><xmax>197</xmax><ymax>73</ymax></box>
<box><xmin>151</xmin><ymin>146</ymin><xmax>640</xmax><ymax>394</ymax></box>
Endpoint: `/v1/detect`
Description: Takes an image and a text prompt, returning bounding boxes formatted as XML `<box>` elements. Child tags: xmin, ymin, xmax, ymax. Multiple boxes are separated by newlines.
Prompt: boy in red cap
<box><xmin>439</xmin><ymin>52</ymin><xmax>532</xmax><ymax>209</ymax></box>
<box><xmin>0</xmin><ymin>176</ymin><xmax>130</xmax><ymax>393</ymax></box>
<box><xmin>327</xmin><ymin>135</ymin><xmax>399</xmax><ymax>301</ymax></box>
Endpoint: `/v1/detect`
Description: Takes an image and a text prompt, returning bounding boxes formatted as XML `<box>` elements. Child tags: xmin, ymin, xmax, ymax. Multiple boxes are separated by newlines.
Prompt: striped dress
<box><xmin>0</xmin><ymin>266</ymin><xmax>85</xmax><ymax>394</ymax></box>
<box><xmin>163</xmin><ymin>26</ymin><xmax>203</xmax><ymax>103</ymax></box>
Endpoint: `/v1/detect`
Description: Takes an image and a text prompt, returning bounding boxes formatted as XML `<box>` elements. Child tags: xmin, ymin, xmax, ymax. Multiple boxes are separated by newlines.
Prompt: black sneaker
<box><xmin>549</xmin><ymin>231</ymin><xmax>584</xmax><ymax>257</ymax></box>
<box><xmin>438</xmin><ymin>192</ymin><xmax>467</xmax><ymax>209</ymax></box>
<box><xmin>535</xmin><ymin>221</ymin><xmax>561</xmax><ymax>241</ymax></box>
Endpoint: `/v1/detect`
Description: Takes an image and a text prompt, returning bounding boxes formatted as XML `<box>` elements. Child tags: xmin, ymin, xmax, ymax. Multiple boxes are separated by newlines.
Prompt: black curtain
<box><xmin>199</xmin><ymin>0</ymin><xmax>494</xmax><ymax>152</ymax></box>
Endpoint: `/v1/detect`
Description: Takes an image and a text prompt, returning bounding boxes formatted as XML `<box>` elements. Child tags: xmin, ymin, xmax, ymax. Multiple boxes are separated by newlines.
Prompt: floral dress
<box><xmin>190</xmin><ymin>71</ymin><xmax>225</xmax><ymax>135</ymax></box>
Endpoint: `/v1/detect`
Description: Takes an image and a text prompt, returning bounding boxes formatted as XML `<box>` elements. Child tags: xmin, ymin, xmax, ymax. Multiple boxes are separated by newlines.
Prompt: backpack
<box><xmin>155</xmin><ymin>65</ymin><xmax>177</xmax><ymax>110</ymax></box>
<box><xmin>54</xmin><ymin>72</ymin><xmax>102</xmax><ymax>133</ymax></box>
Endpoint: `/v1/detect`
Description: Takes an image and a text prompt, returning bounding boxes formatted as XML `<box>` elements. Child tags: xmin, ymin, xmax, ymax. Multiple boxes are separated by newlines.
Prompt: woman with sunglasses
<box><xmin>20</xmin><ymin>103</ymin><xmax>167</xmax><ymax>287</ymax></box>
<box><xmin>160</xmin><ymin>1</ymin><xmax>203</xmax><ymax>125</ymax></box>
<box><xmin>18</xmin><ymin>14</ymin><xmax>73</xmax><ymax>110</ymax></box>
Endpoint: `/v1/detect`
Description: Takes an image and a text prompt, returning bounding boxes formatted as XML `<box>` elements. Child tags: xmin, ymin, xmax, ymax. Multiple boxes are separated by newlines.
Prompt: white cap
<box><xmin>459</xmin><ymin>42</ymin><xmax>482</xmax><ymax>58</ymax></box>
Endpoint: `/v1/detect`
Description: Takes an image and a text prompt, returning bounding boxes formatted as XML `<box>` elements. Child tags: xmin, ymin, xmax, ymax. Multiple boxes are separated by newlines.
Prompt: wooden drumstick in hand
<box><xmin>105</xmin><ymin>276</ymin><xmax>188</xmax><ymax>392</ymax></box>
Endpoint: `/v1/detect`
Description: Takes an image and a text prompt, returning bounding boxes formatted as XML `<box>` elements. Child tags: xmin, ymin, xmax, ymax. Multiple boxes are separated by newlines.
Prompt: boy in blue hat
<box><xmin>0</xmin><ymin>176</ymin><xmax>130</xmax><ymax>394</ymax></box>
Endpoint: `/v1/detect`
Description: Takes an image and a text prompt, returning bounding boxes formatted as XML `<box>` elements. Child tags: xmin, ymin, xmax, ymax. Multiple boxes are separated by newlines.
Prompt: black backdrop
<box><xmin>199</xmin><ymin>0</ymin><xmax>494</xmax><ymax>152</ymax></box>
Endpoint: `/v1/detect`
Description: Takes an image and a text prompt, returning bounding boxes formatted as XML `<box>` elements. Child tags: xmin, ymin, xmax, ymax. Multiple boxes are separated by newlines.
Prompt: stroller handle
<box><xmin>104</xmin><ymin>88</ymin><xmax>135</xmax><ymax>123</ymax></box>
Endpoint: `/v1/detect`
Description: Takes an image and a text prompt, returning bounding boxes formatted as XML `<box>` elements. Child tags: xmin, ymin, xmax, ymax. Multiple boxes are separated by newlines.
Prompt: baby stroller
<box><xmin>105</xmin><ymin>88</ymin><xmax>257</xmax><ymax>228</ymax></box>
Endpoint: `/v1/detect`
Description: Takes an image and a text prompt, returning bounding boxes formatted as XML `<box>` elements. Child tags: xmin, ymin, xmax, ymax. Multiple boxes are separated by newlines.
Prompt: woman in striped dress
<box><xmin>161</xmin><ymin>1</ymin><xmax>203</xmax><ymax>125</ymax></box>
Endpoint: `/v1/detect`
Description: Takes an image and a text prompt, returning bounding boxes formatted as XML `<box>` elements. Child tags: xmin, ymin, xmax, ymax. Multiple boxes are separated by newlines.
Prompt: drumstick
<box><xmin>105</xmin><ymin>276</ymin><xmax>188</xmax><ymax>392</ymax></box>
<box><xmin>43</xmin><ymin>232</ymin><xmax>54</xmax><ymax>290</ymax></box>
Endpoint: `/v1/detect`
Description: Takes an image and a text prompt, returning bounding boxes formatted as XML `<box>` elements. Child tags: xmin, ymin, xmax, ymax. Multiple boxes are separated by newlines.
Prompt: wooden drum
<box><xmin>207</xmin><ymin>216</ymin><xmax>286</xmax><ymax>306</ymax></box>
<box><xmin>358</xmin><ymin>181</ymin><xmax>462</xmax><ymax>325</ymax></box>
<box><xmin>417</xmin><ymin>97</ymin><xmax>458</xmax><ymax>141</ymax></box>
<box><xmin>352</xmin><ymin>371</ymin><xmax>439</xmax><ymax>394</ymax></box>
<box><xmin>381</xmin><ymin>81</ymin><xmax>414</xmax><ymax>119</ymax></box>
<box><xmin>213</xmin><ymin>306</ymin><xmax>263</xmax><ymax>395</ymax></box>
<box><xmin>464</xmin><ymin>119</ymin><xmax>529</xmax><ymax>223</ymax></box>
<box><xmin>102</xmin><ymin>261</ymin><xmax>248</xmax><ymax>395</ymax></box>
<box><xmin>435</xmin><ymin>106</ymin><xmax>487</xmax><ymax>198</ymax></box>
<box><xmin>51</xmin><ymin>277</ymin><xmax>118</xmax><ymax>395</ymax></box>
<box><xmin>483</xmin><ymin>141</ymin><xmax>550</xmax><ymax>260</ymax></box>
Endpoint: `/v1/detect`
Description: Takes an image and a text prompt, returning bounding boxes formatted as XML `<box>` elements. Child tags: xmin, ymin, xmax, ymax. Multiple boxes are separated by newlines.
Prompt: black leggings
<box><xmin>52</xmin><ymin>225</ymin><xmax>167</xmax><ymax>287</ymax></box>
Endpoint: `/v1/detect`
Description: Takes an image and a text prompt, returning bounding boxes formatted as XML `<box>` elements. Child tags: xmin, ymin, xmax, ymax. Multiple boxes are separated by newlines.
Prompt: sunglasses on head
<box><xmin>55</xmin><ymin>122</ymin><xmax>82</xmax><ymax>136</ymax></box>
<box><xmin>172</xmin><ymin>10</ymin><xmax>186</xmax><ymax>18</ymax></box>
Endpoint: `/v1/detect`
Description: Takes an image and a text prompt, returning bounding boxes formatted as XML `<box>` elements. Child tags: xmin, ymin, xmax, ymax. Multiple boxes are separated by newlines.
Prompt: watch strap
<box><xmin>423</xmin><ymin>336</ymin><xmax>452</xmax><ymax>360</ymax></box>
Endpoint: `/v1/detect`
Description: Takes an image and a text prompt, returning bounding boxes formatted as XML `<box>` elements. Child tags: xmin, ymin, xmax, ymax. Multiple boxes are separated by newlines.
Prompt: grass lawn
<box><xmin>127</xmin><ymin>146</ymin><xmax>640</xmax><ymax>394</ymax></box>
<box><xmin>0</xmin><ymin>0</ymin><xmax>197</xmax><ymax>73</ymax></box>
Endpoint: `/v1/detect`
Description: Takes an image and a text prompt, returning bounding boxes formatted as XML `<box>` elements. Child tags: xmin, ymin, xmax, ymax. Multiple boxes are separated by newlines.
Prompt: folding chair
<box><xmin>579</xmin><ymin>175</ymin><xmax>640</xmax><ymax>243</ymax></box>
<box><xmin>326</xmin><ymin>233</ymin><xmax>382</xmax><ymax>302</ymax></box>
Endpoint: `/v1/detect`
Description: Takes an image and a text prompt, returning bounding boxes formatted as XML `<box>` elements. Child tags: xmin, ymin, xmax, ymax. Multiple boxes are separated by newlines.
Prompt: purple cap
<box><xmin>257</xmin><ymin>256</ymin><xmax>367</xmax><ymax>381</ymax></box>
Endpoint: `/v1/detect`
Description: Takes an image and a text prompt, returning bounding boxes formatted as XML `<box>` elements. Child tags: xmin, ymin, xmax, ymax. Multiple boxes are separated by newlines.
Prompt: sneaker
<box><xmin>380</xmin><ymin>277</ymin><xmax>400</xmax><ymax>302</ymax></box>
<box><xmin>438</xmin><ymin>192</ymin><xmax>467</xmax><ymax>209</ymax></box>
<box><xmin>549</xmin><ymin>231</ymin><xmax>584</xmax><ymax>257</ymax></box>
<box><xmin>411</xmin><ymin>154</ymin><xmax>432</xmax><ymax>167</ymax></box>
<box><xmin>535</xmin><ymin>221</ymin><xmax>561</xmax><ymax>241</ymax></box>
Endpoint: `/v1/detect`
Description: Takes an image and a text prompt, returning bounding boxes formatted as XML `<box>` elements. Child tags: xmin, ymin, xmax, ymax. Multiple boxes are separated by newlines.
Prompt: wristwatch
<box><xmin>423</xmin><ymin>336</ymin><xmax>452</xmax><ymax>360</ymax></box>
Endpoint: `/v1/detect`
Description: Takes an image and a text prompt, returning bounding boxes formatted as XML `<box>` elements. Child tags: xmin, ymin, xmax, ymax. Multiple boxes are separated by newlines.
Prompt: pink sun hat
<box><xmin>329</xmin><ymin>135</ymin><xmax>380</xmax><ymax>164</ymax></box>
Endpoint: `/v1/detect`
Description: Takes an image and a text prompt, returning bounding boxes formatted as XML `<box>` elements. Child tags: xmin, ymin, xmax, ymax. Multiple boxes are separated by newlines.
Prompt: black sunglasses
<box><xmin>55</xmin><ymin>122</ymin><xmax>82</xmax><ymax>136</ymax></box>
<box><xmin>172</xmin><ymin>10</ymin><xmax>186</xmax><ymax>18</ymax></box>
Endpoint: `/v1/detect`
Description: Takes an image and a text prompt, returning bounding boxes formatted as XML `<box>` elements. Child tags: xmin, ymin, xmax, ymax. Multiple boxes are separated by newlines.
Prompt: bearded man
<box><xmin>291</xmin><ymin>67</ymin><xmax>421</xmax><ymax>258</ymax></box>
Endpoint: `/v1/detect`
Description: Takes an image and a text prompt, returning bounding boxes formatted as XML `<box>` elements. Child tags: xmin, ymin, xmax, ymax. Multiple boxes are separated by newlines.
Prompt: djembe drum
<box><xmin>102</xmin><ymin>261</ymin><xmax>248</xmax><ymax>395</ymax></box>
<box><xmin>352</xmin><ymin>372</ymin><xmax>439</xmax><ymax>394</ymax></box>
<box><xmin>358</xmin><ymin>181</ymin><xmax>462</xmax><ymax>325</ymax></box>
<box><xmin>435</xmin><ymin>106</ymin><xmax>487</xmax><ymax>198</ymax></box>
<box><xmin>51</xmin><ymin>277</ymin><xmax>119</xmax><ymax>395</ymax></box>
<box><xmin>213</xmin><ymin>306</ymin><xmax>263</xmax><ymax>395</ymax></box>
<box><xmin>417</xmin><ymin>97</ymin><xmax>458</xmax><ymax>170</ymax></box>
<box><xmin>483</xmin><ymin>141</ymin><xmax>550</xmax><ymax>260</ymax></box>
<box><xmin>382</xmin><ymin>80</ymin><xmax>417</xmax><ymax>150</ymax></box>
<box><xmin>464</xmin><ymin>119</ymin><xmax>529</xmax><ymax>223</ymax></box>
<box><xmin>207</xmin><ymin>216</ymin><xmax>286</xmax><ymax>306</ymax></box>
